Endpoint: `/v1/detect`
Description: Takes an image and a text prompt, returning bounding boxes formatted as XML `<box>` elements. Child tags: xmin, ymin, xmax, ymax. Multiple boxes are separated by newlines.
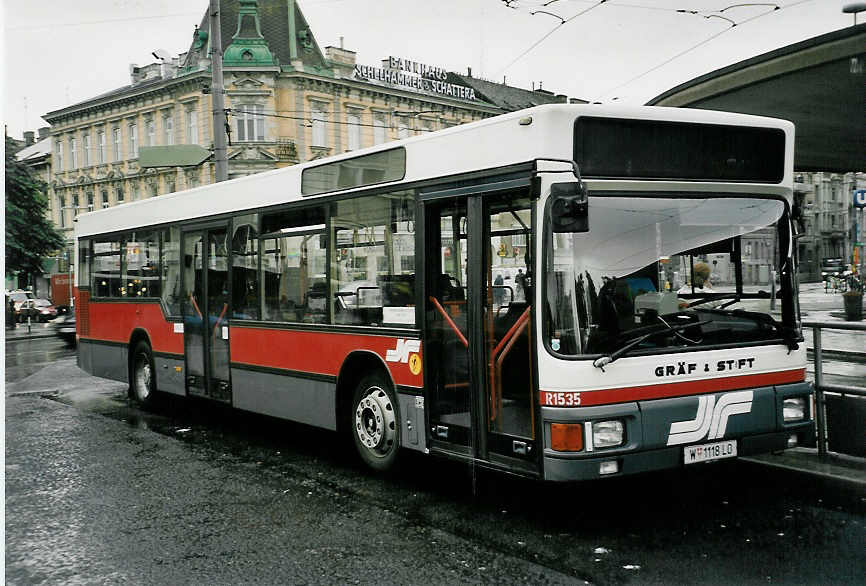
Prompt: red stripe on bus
<box><xmin>82</xmin><ymin>302</ymin><xmax>183</xmax><ymax>354</ymax></box>
<box><xmin>541</xmin><ymin>368</ymin><xmax>806</xmax><ymax>407</ymax></box>
<box><xmin>224</xmin><ymin>327</ymin><xmax>424</xmax><ymax>388</ymax></box>
<box><xmin>80</xmin><ymin>302</ymin><xmax>423</xmax><ymax>388</ymax></box>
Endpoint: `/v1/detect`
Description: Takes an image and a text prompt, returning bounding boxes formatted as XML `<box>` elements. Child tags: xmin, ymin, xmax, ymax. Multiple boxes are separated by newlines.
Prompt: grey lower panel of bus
<box><xmin>79</xmin><ymin>340</ymin><xmax>127</xmax><ymax>384</ymax></box>
<box><xmin>398</xmin><ymin>393</ymin><xmax>427</xmax><ymax>453</ymax></box>
<box><xmin>231</xmin><ymin>368</ymin><xmax>337</xmax><ymax>431</ymax></box>
<box><xmin>153</xmin><ymin>355</ymin><xmax>186</xmax><ymax>396</ymax></box>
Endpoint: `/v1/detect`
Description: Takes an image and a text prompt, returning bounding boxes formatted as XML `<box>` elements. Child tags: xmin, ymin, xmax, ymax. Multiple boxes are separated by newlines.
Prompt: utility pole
<box><xmin>210</xmin><ymin>0</ymin><xmax>228</xmax><ymax>182</ymax></box>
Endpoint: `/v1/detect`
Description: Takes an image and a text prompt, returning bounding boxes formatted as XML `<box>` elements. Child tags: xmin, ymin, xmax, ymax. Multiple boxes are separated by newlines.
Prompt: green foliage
<box><xmin>5</xmin><ymin>135</ymin><xmax>64</xmax><ymax>278</ymax></box>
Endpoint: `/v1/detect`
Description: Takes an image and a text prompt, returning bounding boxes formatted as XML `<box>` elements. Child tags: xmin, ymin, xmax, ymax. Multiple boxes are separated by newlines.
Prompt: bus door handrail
<box><xmin>488</xmin><ymin>307</ymin><xmax>531</xmax><ymax>422</ymax></box>
<box><xmin>429</xmin><ymin>296</ymin><xmax>468</xmax><ymax>348</ymax></box>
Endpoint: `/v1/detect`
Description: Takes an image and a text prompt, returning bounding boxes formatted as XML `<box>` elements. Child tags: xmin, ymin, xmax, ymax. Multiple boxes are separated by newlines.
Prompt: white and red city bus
<box><xmin>73</xmin><ymin>104</ymin><xmax>814</xmax><ymax>480</ymax></box>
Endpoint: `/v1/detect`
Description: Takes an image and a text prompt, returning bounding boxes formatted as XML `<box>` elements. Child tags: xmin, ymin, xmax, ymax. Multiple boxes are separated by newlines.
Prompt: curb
<box><xmin>742</xmin><ymin>452</ymin><xmax>866</xmax><ymax>497</ymax></box>
<box><xmin>5</xmin><ymin>331</ymin><xmax>57</xmax><ymax>342</ymax></box>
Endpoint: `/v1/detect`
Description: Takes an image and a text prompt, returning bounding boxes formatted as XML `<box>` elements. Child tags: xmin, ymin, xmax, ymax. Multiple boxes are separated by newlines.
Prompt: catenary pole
<box><xmin>210</xmin><ymin>0</ymin><xmax>228</xmax><ymax>182</ymax></box>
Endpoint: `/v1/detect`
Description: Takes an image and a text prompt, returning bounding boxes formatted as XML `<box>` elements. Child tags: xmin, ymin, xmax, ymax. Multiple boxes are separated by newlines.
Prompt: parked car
<box><xmin>7</xmin><ymin>290</ymin><xmax>34</xmax><ymax>313</ymax></box>
<box><xmin>821</xmin><ymin>257</ymin><xmax>850</xmax><ymax>281</ymax></box>
<box><xmin>16</xmin><ymin>298</ymin><xmax>58</xmax><ymax>322</ymax></box>
<box><xmin>51</xmin><ymin>309</ymin><xmax>76</xmax><ymax>346</ymax></box>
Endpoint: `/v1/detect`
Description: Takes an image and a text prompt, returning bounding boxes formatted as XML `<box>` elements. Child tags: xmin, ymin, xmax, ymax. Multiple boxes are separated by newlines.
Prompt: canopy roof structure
<box><xmin>647</xmin><ymin>24</ymin><xmax>866</xmax><ymax>173</ymax></box>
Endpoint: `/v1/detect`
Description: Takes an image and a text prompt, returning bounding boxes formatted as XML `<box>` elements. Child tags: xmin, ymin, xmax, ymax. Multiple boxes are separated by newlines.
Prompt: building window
<box><xmin>83</xmin><ymin>135</ymin><xmax>91</xmax><ymax>166</ymax></box>
<box><xmin>347</xmin><ymin>110</ymin><xmax>361</xmax><ymax>151</ymax></box>
<box><xmin>101</xmin><ymin>190</ymin><xmax>109</xmax><ymax>208</ymax></box>
<box><xmin>397</xmin><ymin>118</ymin><xmax>410</xmax><ymax>140</ymax></box>
<box><xmin>131</xmin><ymin>184</ymin><xmax>140</xmax><ymax>201</ymax></box>
<box><xmin>163</xmin><ymin>112</ymin><xmax>174</xmax><ymax>145</ymax></box>
<box><xmin>187</xmin><ymin>109</ymin><xmax>198</xmax><ymax>143</ymax></box>
<box><xmin>112</xmin><ymin>127</ymin><xmax>121</xmax><ymax>161</ymax></box>
<box><xmin>58</xmin><ymin>195</ymin><xmax>66</xmax><ymax>227</ymax></box>
<box><xmin>116</xmin><ymin>187</ymin><xmax>125</xmax><ymax>203</ymax></box>
<box><xmin>146</xmin><ymin>119</ymin><xmax>156</xmax><ymax>146</ymax></box>
<box><xmin>236</xmin><ymin>104</ymin><xmax>264</xmax><ymax>142</ymax></box>
<box><xmin>72</xmin><ymin>192</ymin><xmax>80</xmax><ymax>216</ymax></box>
<box><xmin>97</xmin><ymin>131</ymin><xmax>106</xmax><ymax>164</ymax></box>
<box><xmin>55</xmin><ymin>141</ymin><xmax>64</xmax><ymax>171</ymax></box>
<box><xmin>373</xmin><ymin>113</ymin><xmax>387</xmax><ymax>145</ymax></box>
<box><xmin>69</xmin><ymin>137</ymin><xmax>77</xmax><ymax>169</ymax></box>
<box><xmin>129</xmin><ymin>123</ymin><xmax>138</xmax><ymax>157</ymax></box>
<box><xmin>87</xmin><ymin>192</ymin><xmax>94</xmax><ymax>211</ymax></box>
<box><xmin>310</xmin><ymin>103</ymin><xmax>327</xmax><ymax>147</ymax></box>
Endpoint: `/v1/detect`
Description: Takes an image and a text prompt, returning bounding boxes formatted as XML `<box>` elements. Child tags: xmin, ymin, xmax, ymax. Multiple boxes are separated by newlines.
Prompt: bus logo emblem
<box><xmin>386</xmin><ymin>338</ymin><xmax>421</xmax><ymax>363</ymax></box>
<box><xmin>667</xmin><ymin>391</ymin><xmax>753</xmax><ymax>446</ymax></box>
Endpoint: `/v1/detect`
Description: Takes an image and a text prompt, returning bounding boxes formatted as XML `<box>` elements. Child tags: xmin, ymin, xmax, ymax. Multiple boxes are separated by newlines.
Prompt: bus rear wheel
<box><xmin>351</xmin><ymin>373</ymin><xmax>400</xmax><ymax>471</ymax></box>
<box><xmin>130</xmin><ymin>341</ymin><xmax>157</xmax><ymax>407</ymax></box>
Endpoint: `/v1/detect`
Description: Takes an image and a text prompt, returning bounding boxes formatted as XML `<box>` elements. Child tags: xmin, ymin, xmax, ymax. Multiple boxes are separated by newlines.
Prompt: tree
<box><xmin>5</xmin><ymin>135</ymin><xmax>64</xmax><ymax>286</ymax></box>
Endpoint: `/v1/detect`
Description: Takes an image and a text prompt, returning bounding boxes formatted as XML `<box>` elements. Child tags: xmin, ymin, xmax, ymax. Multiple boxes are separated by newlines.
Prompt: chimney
<box><xmin>38</xmin><ymin>127</ymin><xmax>50</xmax><ymax>140</ymax></box>
<box><xmin>23</xmin><ymin>131</ymin><xmax>35</xmax><ymax>146</ymax></box>
<box><xmin>467</xmin><ymin>66</ymin><xmax>472</xmax><ymax>77</ymax></box>
<box><xmin>130</xmin><ymin>64</ymin><xmax>143</xmax><ymax>85</ymax></box>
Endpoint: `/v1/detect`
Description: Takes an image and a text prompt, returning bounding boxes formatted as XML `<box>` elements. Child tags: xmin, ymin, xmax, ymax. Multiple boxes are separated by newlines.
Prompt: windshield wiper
<box><xmin>593</xmin><ymin>318</ymin><xmax>712</xmax><ymax>371</ymax></box>
<box><xmin>702</xmin><ymin>308</ymin><xmax>800</xmax><ymax>352</ymax></box>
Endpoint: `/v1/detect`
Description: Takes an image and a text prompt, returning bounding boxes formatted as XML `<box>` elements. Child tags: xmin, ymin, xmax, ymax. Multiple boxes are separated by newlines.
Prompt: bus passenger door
<box><xmin>424</xmin><ymin>198</ymin><xmax>473</xmax><ymax>452</ymax></box>
<box><xmin>182</xmin><ymin>227</ymin><xmax>232</xmax><ymax>403</ymax></box>
<box><xmin>423</xmin><ymin>190</ymin><xmax>538</xmax><ymax>473</ymax></box>
<box><xmin>482</xmin><ymin>193</ymin><xmax>537</xmax><ymax>468</ymax></box>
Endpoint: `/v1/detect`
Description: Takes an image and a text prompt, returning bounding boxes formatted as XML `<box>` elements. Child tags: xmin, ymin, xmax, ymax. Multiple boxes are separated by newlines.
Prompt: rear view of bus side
<box><xmin>73</xmin><ymin>104</ymin><xmax>815</xmax><ymax>481</ymax></box>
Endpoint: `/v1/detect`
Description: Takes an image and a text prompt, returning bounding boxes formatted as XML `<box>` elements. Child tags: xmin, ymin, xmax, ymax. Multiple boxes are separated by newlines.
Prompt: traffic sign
<box><xmin>139</xmin><ymin>145</ymin><xmax>212</xmax><ymax>168</ymax></box>
<box><xmin>855</xmin><ymin>189</ymin><xmax>866</xmax><ymax>208</ymax></box>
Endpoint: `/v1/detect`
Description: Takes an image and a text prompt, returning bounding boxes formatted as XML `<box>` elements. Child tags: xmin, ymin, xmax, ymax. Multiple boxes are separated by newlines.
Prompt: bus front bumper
<box><xmin>542</xmin><ymin>425</ymin><xmax>815</xmax><ymax>482</ymax></box>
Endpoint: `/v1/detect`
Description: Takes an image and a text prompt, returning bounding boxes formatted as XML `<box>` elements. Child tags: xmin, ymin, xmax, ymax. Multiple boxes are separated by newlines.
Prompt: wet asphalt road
<box><xmin>5</xmin><ymin>340</ymin><xmax>866</xmax><ymax>585</ymax></box>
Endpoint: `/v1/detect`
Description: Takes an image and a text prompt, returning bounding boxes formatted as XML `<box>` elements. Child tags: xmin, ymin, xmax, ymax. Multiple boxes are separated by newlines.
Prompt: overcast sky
<box><xmin>2</xmin><ymin>0</ymin><xmax>857</xmax><ymax>139</ymax></box>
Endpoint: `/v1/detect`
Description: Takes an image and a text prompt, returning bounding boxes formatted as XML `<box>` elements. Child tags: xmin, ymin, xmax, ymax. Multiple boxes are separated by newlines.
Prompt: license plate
<box><xmin>683</xmin><ymin>440</ymin><xmax>737</xmax><ymax>465</ymax></box>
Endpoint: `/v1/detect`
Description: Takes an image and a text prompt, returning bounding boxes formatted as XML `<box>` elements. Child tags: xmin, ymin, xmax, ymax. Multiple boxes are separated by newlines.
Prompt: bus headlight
<box><xmin>593</xmin><ymin>420</ymin><xmax>624</xmax><ymax>448</ymax></box>
<box><xmin>783</xmin><ymin>397</ymin><xmax>806</xmax><ymax>422</ymax></box>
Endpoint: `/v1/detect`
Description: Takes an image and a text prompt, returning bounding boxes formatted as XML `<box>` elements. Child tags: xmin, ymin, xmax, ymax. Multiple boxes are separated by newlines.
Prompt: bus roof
<box><xmin>74</xmin><ymin>103</ymin><xmax>794</xmax><ymax>238</ymax></box>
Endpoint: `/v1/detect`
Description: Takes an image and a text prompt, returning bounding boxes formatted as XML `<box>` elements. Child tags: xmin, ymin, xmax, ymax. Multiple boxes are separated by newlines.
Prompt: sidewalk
<box><xmin>743</xmin><ymin>448</ymin><xmax>866</xmax><ymax>495</ymax></box>
<box><xmin>4</xmin><ymin>322</ymin><xmax>57</xmax><ymax>342</ymax></box>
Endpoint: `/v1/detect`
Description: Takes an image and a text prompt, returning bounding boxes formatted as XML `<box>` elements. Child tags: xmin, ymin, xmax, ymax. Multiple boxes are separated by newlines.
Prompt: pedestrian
<box><xmin>7</xmin><ymin>295</ymin><xmax>16</xmax><ymax>329</ymax></box>
<box><xmin>515</xmin><ymin>268</ymin><xmax>527</xmax><ymax>302</ymax></box>
<box><xmin>493</xmin><ymin>273</ymin><xmax>504</xmax><ymax>306</ymax></box>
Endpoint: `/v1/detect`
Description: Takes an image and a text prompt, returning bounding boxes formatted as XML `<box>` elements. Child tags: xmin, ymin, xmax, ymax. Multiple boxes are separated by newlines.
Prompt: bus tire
<box><xmin>129</xmin><ymin>340</ymin><xmax>157</xmax><ymax>407</ymax></box>
<box><xmin>351</xmin><ymin>372</ymin><xmax>400</xmax><ymax>472</ymax></box>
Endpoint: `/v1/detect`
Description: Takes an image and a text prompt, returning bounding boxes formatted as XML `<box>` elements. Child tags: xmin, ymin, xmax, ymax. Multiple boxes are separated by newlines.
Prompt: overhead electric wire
<box><xmin>225</xmin><ymin>108</ymin><xmax>438</xmax><ymax>133</ymax></box>
<box><xmin>596</xmin><ymin>0</ymin><xmax>816</xmax><ymax>100</ymax></box>
<box><xmin>8</xmin><ymin>12</ymin><xmax>202</xmax><ymax>31</ymax></box>
<box><xmin>497</xmin><ymin>0</ymin><xmax>609</xmax><ymax>74</ymax></box>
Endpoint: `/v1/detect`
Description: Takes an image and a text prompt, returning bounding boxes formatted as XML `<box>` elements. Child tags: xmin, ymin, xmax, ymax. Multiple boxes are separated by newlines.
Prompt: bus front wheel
<box><xmin>130</xmin><ymin>341</ymin><xmax>157</xmax><ymax>407</ymax></box>
<box><xmin>351</xmin><ymin>373</ymin><xmax>400</xmax><ymax>471</ymax></box>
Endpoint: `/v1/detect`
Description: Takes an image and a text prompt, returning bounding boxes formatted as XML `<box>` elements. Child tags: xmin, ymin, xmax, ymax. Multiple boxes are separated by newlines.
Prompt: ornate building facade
<box><xmin>41</xmin><ymin>0</ymin><xmax>573</xmax><ymax>258</ymax></box>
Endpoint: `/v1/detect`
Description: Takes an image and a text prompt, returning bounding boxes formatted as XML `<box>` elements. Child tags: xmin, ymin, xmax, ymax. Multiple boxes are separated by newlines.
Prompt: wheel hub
<box><xmin>354</xmin><ymin>386</ymin><xmax>395</xmax><ymax>454</ymax></box>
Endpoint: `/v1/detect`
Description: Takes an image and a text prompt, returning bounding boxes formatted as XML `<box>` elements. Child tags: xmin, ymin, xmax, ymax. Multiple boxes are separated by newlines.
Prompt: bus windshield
<box><xmin>545</xmin><ymin>195</ymin><xmax>793</xmax><ymax>356</ymax></box>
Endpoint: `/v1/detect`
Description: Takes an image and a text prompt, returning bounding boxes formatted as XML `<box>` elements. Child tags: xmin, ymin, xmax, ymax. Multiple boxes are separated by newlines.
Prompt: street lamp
<box><xmin>843</xmin><ymin>2</ymin><xmax>866</xmax><ymax>24</ymax></box>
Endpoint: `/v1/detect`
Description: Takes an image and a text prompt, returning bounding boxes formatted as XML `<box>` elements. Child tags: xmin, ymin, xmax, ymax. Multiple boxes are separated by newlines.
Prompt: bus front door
<box><xmin>424</xmin><ymin>191</ymin><xmax>537</xmax><ymax>473</ymax></box>
<box><xmin>182</xmin><ymin>227</ymin><xmax>232</xmax><ymax>403</ymax></box>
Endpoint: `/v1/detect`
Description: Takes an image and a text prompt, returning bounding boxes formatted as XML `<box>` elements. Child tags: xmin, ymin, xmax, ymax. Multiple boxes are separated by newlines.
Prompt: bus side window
<box><xmin>231</xmin><ymin>214</ymin><xmax>259</xmax><ymax>320</ymax></box>
<box><xmin>261</xmin><ymin>206</ymin><xmax>327</xmax><ymax>324</ymax></box>
<box><xmin>331</xmin><ymin>189</ymin><xmax>415</xmax><ymax>327</ymax></box>
<box><xmin>161</xmin><ymin>227</ymin><xmax>182</xmax><ymax>315</ymax></box>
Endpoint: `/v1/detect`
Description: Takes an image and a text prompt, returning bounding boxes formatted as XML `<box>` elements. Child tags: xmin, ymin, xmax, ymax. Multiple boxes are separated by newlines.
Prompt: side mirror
<box><xmin>550</xmin><ymin>182</ymin><xmax>588</xmax><ymax>233</ymax></box>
